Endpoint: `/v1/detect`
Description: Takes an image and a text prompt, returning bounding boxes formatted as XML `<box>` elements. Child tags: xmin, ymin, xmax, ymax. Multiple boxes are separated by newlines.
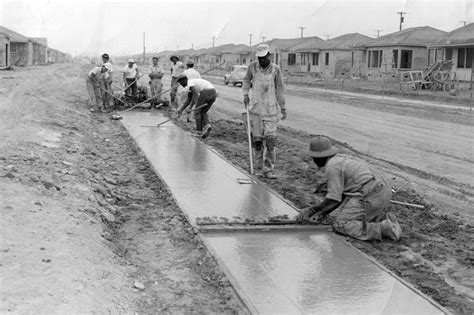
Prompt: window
<box><xmin>400</xmin><ymin>50</ymin><xmax>412</xmax><ymax>69</ymax></box>
<box><xmin>242</xmin><ymin>58</ymin><xmax>246</xmax><ymax>64</ymax></box>
<box><xmin>288</xmin><ymin>53</ymin><xmax>296</xmax><ymax>65</ymax></box>
<box><xmin>445</xmin><ymin>48</ymin><xmax>453</xmax><ymax>60</ymax></box>
<box><xmin>325</xmin><ymin>52</ymin><xmax>329</xmax><ymax>65</ymax></box>
<box><xmin>368</xmin><ymin>50</ymin><xmax>383</xmax><ymax>68</ymax></box>
<box><xmin>10</xmin><ymin>44</ymin><xmax>17</xmax><ymax>53</ymax></box>
<box><xmin>275</xmin><ymin>53</ymin><xmax>279</xmax><ymax>64</ymax></box>
<box><xmin>392</xmin><ymin>50</ymin><xmax>398</xmax><ymax>68</ymax></box>
<box><xmin>351</xmin><ymin>51</ymin><xmax>354</xmax><ymax>67</ymax></box>
<box><xmin>301</xmin><ymin>53</ymin><xmax>306</xmax><ymax>65</ymax></box>
<box><xmin>457</xmin><ymin>48</ymin><xmax>473</xmax><ymax>68</ymax></box>
<box><xmin>312</xmin><ymin>53</ymin><xmax>319</xmax><ymax>65</ymax></box>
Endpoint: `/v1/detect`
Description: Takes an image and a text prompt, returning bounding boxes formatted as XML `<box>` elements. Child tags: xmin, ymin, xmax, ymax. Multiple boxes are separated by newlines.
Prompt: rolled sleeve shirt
<box><xmin>243</xmin><ymin>62</ymin><xmax>285</xmax><ymax>118</ymax></box>
<box><xmin>123</xmin><ymin>64</ymin><xmax>138</xmax><ymax>79</ymax></box>
<box><xmin>325</xmin><ymin>155</ymin><xmax>376</xmax><ymax>202</ymax></box>
<box><xmin>149</xmin><ymin>65</ymin><xmax>163</xmax><ymax>78</ymax></box>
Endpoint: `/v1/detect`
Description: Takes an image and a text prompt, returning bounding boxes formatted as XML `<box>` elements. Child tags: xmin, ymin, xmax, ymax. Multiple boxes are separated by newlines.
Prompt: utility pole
<box><xmin>397</xmin><ymin>11</ymin><xmax>407</xmax><ymax>31</ymax></box>
<box><xmin>142</xmin><ymin>32</ymin><xmax>146</xmax><ymax>64</ymax></box>
<box><xmin>374</xmin><ymin>29</ymin><xmax>383</xmax><ymax>37</ymax></box>
<box><xmin>459</xmin><ymin>20</ymin><xmax>469</xmax><ymax>26</ymax></box>
<box><xmin>261</xmin><ymin>36</ymin><xmax>266</xmax><ymax>43</ymax></box>
<box><xmin>212</xmin><ymin>36</ymin><xmax>216</xmax><ymax>48</ymax></box>
<box><xmin>177</xmin><ymin>45</ymin><xmax>179</xmax><ymax>51</ymax></box>
<box><xmin>248</xmin><ymin>33</ymin><xmax>253</xmax><ymax>47</ymax></box>
<box><xmin>325</xmin><ymin>34</ymin><xmax>330</xmax><ymax>40</ymax></box>
<box><xmin>298</xmin><ymin>26</ymin><xmax>306</xmax><ymax>38</ymax></box>
<box><xmin>191</xmin><ymin>43</ymin><xmax>194</xmax><ymax>49</ymax></box>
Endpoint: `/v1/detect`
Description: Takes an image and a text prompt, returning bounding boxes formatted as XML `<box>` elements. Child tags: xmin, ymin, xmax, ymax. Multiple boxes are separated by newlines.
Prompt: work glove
<box><xmin>296</xmin><ymin>207</ymin><xmax>316</xmax><ymax>222</ymax></box>
<box><xmin>243</xmin><ymin>95</ymin><xmax>250</xmax><ymax>107</ymax></box>
<box><xmin>281</xmin><ymin>108</ymin><xmax>287</xmax><ymax>120</ymax></box>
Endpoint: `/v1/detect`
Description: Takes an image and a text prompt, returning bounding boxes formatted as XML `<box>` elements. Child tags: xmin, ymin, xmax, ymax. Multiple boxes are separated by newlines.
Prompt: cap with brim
<box><xmin>152</xmin><ymin>56</ymin><xmax>159</xmax><ymax>60</ymax></box>
<box><xmin>176</xmin><ymin>73</ymin><xmax>187</xmax><ymax>81</ymax></box>
<box><xmin>186</xmin><ymin>59</ymin><xmax>194</xmax><ymax>65</ymax></box>
<box><xmin>170</xmin><ymin>55</ymin><xmax>179</xmax><ymax>61</ymax></box>
<box><xmin>102</xmin><ymin>53</ymin><xmax>109</xmax><ymax>59</ymax></box>
<box><xmin>308</xmin><ymin>146</ymin><xmax>338</xmax><ymax>158</ymax></box>
<box><xmin>128</xmin><ymin>58</ymin><xmax>134</xmax><ymax>63</ymax></box>
<box><xmin>308</xmin><ymin>136</ymin><xmax>339</xmax><ymax>158</ymax></box>
<box><xmin>255</xmin><ymin>44</ymin><xmax>270</xmax><ymax>57</ymax></box>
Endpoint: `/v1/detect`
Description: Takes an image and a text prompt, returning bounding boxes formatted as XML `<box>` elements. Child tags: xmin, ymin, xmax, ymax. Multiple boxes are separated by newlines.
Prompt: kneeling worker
<box><xmin>176</xmin><ymin>74</ymin><xmax>217</xmax><ymax>139</ymax></box>
<box><xmin>297</xmin><ymin>136</ymin><xmax>402</xmax><ymax>242</ymax></box>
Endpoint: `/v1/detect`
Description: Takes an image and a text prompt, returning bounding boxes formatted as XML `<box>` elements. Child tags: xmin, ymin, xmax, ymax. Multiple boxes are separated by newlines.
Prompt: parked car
<box><xmin>224</xmin><ymin>65</ymin><xmax>248</xmax><ymax>86</ymax></box>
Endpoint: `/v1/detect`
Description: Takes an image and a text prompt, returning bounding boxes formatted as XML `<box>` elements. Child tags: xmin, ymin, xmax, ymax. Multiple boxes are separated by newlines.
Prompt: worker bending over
<box><xmin>176</xmin><ymin>74</ymin><xmax>217</xmax><ymax>139</ymax></box>
<box><xmin>86</xmin><ymin>64</ymin><xmax>110</xmax><ymax>112</ymax></box>
<box><xmin>298</xmin><ymin>136</ymin><xmax>402</xmax><ymax>242</ymax></box>
<box><xmin>243</xmin><ymin>44</ymin><xmax>286</xmax><ymax>179</ymax></box>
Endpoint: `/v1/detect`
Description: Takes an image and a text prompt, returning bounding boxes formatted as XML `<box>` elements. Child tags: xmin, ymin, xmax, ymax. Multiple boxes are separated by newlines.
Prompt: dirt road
<box><xmin>0</xmin><ymin>64</ymin><xmax>246</xmax><ymax>313</ymax></box>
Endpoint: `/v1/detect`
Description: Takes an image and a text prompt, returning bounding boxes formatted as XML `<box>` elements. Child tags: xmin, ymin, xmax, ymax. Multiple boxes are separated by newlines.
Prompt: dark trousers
<box><xmin>194</xmin><ymin>88</ymin><xmax>217</xmax><ymax>131</ymax></box>
<box><xmin>125</xmin><ymin>78</ymin><xmax>137</xmax><ymax>96</ymax></box>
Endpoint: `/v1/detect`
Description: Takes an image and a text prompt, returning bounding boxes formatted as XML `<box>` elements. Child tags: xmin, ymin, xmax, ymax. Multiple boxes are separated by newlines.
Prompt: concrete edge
<box><xmin>198</xmin><ymin>224</ymin><xmax>332</xmax><ymax>233</ymax></box>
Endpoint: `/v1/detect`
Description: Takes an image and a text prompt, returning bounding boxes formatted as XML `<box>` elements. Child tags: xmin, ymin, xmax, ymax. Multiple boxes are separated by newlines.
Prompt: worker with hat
<box><xmin>242</xmin><ymin>44</ymin><xmax>286</xmax><ymax>179</ymax></box>
<box><xmin>176</xmin><ymin>73</ymin><xmax>217</xmax><ymax>139</ymax></box>
<box><xmin>100</xmin><ymin>53</ymin><xmax>114</xmax><ymax>110</ymax></box>
<box><xmin>123</xmin><ymin>58</ymin><xmax>139</xmax><ymax>98</ymax></box>
<box><xmin>170</xmin><ymin>55</ymin><xmax>184</xmax><ymax>109</ymax></box>
<box><xmin>149</xmin><ymin>56</ymin><xmax>164</xmax><ymax>105</ymax></box>
<box><xmin>297</xmin><ymin>136</ymin><xmax>402</xmax><ymax>242</ymax></box>
<box><xmin>181</xmin><ymin>59</ymin><xmax>201</xmax><ymax>121</ymax></box>
<box><xmin>86</xmin><ymin>64</ymin><xmax>110</xmax><ymax>112</ymax></box>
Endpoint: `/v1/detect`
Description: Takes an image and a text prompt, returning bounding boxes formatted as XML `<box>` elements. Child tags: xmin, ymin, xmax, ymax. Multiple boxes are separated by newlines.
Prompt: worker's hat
<box><xmin>176</xmin><ymin>73</ymin><xmax>187</xmax><ymax>81</ymax></box>
<box><xmin>102</xmin><ymin>53</ymin><xmax>110</xmax><ymax>59</ymax></box>
<box><xmin>128</xmin><ymin>58</ymin><xmax>135</xmax><ymax>63</ymax></box>
<box><xmin>169</xmin><ymin>55</ymin><xmax>179</xmax><ymax>61</ymax></box>
<box><xmin>308</xmin><ymin>136</ymin><xmax>338</xmax><ymax>158</ymax></box>
<box><xmin>186</xmin><ymin>59</ymin><xmax>194</xmax><ymax>65</ymax></box>
<box><xmin>255</xmin><ymin>44</ymin><xmax>270</xmax><ymax>57</ymax></box>
<box><xmin>152</xmin><ymin>56</ymin><xmax>159</xmax><ymax>60</ymax></box>
<box><xmin>102</xmin><ymin>63</ymin><xmax>112</xmax><ymax>71</ymax></box>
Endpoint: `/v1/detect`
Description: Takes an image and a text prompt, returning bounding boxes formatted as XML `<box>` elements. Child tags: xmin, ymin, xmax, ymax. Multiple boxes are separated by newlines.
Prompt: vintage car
<box><xmin>224</xmin><ymin>65</ymin><xmax>248</xmax><ymax>86</ymax></box>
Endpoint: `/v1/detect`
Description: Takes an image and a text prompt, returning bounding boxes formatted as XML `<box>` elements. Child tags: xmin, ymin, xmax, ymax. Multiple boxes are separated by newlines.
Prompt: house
<box><xmin>430</xmin><ymin>23</ymin><xmax>474</xmax><ymax>81</ymax></box>
<box><xmin>265</xmin><ymin>37</ymin><xmax>320</xmax><ymax>72</ymax></box>
<box><xmin>287</xmin><ymin>36</ymin><xmax>325</xmax><ymax>73</ymax></box>
<box><xmin>0</xmin><ymin>32</ymin><xmax>11</xmax><ymax>67</ymax></box>
<box><xmin>198</xmin><ymin>44</ymin><xmax>236</xmax><ymax>70</ymax></box>
<box><xmin>30</xmin><ymin>37</ymin><xmax>48</xmax><ymax>65</ymax></box>
<box><xmin>354</xmin><ymin>26</ymin><xmax>447</xmax><ymax>81</ymax></box>
<box><xmin>220</xmin><ymin>44</ymin><xmax>253</xmax><ymax>69</ymax></box>
<box><xmin>0</xmin><ymin>25</ymin><xmax>33</xmax><ymax>66</ymax></box>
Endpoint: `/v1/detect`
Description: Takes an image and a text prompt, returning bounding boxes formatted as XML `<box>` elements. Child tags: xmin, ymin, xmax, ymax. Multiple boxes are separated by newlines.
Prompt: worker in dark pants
<box><xmin>176</xmin><ymin>73</ymin><xmax>217</xmax><ymax>139</ymax></box>
<box><xmin>123</xmin><ymin>58</ymin><xmax>139</xmax><ymax>98</ymax></box>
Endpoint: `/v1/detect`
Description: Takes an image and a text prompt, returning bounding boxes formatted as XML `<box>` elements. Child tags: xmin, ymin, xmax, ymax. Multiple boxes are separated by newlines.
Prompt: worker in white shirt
<box><xmin>170</xmin><ymin>55</ymin><xmax>184</xmax><ymax>109</ymax></box>
<box><xmin>86</xmin><ymin>64</ymin><xmax>110</xmax><ymax>112</ymax></box>
<box><xmin>123</xmin><ymin>58</ymin><xmax>139</xmax><ymax>98</ymax></box>
<box><xmin>100</xmin><ymin>53</ymin><xmax>113</xmax><ymax>110</ymax></box>
<box><xmin>181</xmin><ymin>59</ymin><xmax>201</xmax><ymax>120</ymax></box>
<box><xmin>176</xmin><ymin>74</ymin><xmax>217</xmax><ymax>139</ymax></box>
<box><xmin>149</xmin><ymin>56</ymin><xmax>163</xmax><ymax>104</ymax></box>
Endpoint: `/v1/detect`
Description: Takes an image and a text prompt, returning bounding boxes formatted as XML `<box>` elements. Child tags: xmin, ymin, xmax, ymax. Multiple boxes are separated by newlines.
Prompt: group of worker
<box><xmin>86</xmin><ymin>45</ymin><xmax>402</xmax><ymax>242</ymax></box>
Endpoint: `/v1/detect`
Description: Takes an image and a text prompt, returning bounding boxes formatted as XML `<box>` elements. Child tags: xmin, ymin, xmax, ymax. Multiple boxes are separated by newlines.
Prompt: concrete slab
<box><xmin>122</xmin><ymin>111</ymin><xmax>297</xmax><ymax>223</ymax></box>
<box><xmin>122</xmin><ymin>111</ymin><xmax>447</xmax><ymax>315</ymax></box>
<box><xmin>204</xmin><ymin>231</ymin><xmax>445</xmax><ymax>315</ymax></box>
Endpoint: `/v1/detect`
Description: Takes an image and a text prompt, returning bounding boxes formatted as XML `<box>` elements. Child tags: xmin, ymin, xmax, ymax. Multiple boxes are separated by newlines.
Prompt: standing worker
<box><xmin>100</xmin><ymin>53</ymin><xmax>113</xmax><ymax>111</ymax></box>
<box><xmin>297</xmin><ymin>136</ymin><xmax>402</xmax><ymax>242</ymax></box>
<box><xmin>86</xmin><ymin>64</ymin><xmax>110</xmax><ymax>112</ymax></box>
<box><xmin>149</xmin><ymin>56</ymin><xmax>164</xmax><ymax>105</ymax></box>
<box><xmin>170</xmin><ymin>55</ymin><xmax>184</xmax><ymax>109</ymax></box>
<box><xmin>243</xmin><ymin>44</ymin><xmax>286</xmax><ymax>179</ymax></box>
<box><xmin>123</xmin><ymin>58</ymin><xmax>139</xmax><ymax>98</ymax></box>
<box><xmin>176</xmin><ymin>74</ymin><xmax>217</xmax><ymax>139</ymax></box>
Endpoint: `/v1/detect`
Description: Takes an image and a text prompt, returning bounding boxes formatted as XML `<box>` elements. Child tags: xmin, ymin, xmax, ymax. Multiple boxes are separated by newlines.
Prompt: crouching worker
<box><xmin>297</xmin><ymin>136</ymin><xmax>402</xmax><ymax>242</ymax></box>
<box><xmin>176</xmin><ymin>74</ymin><xmax>217</xmax><ymax>139</ymax></box>
<box><xmin>86</xmin><ymin>64</ymin><xmax>109</xmax><ymax>112</ymax></box>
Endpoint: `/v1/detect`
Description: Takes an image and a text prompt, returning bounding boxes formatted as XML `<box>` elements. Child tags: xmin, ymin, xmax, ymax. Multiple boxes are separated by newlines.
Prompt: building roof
<box><xmin>221</xmin><ymin>44</ymin><xmax>252</xmax><ymax>54</ymax></box>
<box><xmin>0</xmin><ymin>31</ymin><xmax>10</xmax><ymax>40</ymax></box>
<box><xmin>290</xmin><ymin>36</ymin><xmax>325</xmax><ymax>52</ymax></box>
<box><xmin>432</xmin><ymin>23</ymin><xmax>474</xmax><ymax>47</ymax></box>
<box><xmin>30</xmin><ymin>37</ymin><xmax>48</xmax><ymax>47</ymax></box>
<box><xmin>267</xmin><ymin>36</ymin><xmax>320</xmax><ymax>50</ymax></box>
<box><xmin>319</xmin><ymin>33</ymin><xmax>372</xmax><ymax>50</ymax></box>
<box><xmin>0</xmin><ymin>25</ymin><xmax>30</xmax><ymax>43</ymax></box>
<box><xmin>357</xmin><ymin>26</ymin><xmax>447</xmax><ymax>48</ymax></box>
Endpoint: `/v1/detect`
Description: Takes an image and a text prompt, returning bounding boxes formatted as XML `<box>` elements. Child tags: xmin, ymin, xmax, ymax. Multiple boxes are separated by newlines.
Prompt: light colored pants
<box><xmin>150</xmin><ymin>78</ymin><xmax>162</xmax><ymax>99</ymax></box>
<box><xmin>244</xmin><ymin>113</ymin><xmax>278</xmax><ymax>173</ymax></box>
<box><xmin>99</xmin><ymin>79</ymin><xmax>112</xmax><ymax>108</ymax></box>
<box><xmin>332</xmin><ymin>174</ymin><xmax>392</xmax><ymax>241</ymax></box>
<box><xmin>86</xmin><ymin>77</ymin><xmax>102</xmax><ymax>110</ymax></box>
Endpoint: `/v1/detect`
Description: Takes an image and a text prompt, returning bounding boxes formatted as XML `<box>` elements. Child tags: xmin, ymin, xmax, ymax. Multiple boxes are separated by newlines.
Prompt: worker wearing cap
<box><xmin>86</xmin><ymin>64</ymin><xmax>109</xmax><ymax>112</ymax></box>
<box><xmin>170</xmin><ymin>55</ymin><xmax>184</xmax><ymax>109</ymax></box>
<box><xmin>243</xmin><ymin>44</ymin><xmax>286</xmax><ymax>179</ymax></box>
<box><xmin>149</xmin><ymin>56</ymin><xmax>163</xmax><ymax>104</ymax></box>
<box><xmin>100</xmin><ymin>53</ymin><xmax>113</xmax><ymax>110</ymax></box>
<box><xmin>176</xmin><ymin>74</ymin><xmax>217</xmax><ymax>139</ymax></box>
<box><xmin>123</xmin><ymin>59</ymin><xmax>139</xmax><ymax>97</ymax></box>
<box><xmin>181</xmin><ymin>59</ymin><xmax>201</xmax><ymax>120</ymax></box>
<box><xmin>297</xmin><ymin>136</ymin><xmax>402</xmax><ymax>242</ymax></box>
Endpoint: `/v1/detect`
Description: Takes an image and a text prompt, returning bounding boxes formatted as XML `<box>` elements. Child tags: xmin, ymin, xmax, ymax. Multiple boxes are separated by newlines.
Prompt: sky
<box><xmin>0</xmin><ymin>0</ymin><xmax>472</xmax><ymax>57</ymax></box>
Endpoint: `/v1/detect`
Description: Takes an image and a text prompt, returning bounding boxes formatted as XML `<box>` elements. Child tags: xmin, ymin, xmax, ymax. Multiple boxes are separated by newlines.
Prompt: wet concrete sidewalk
<box><xmin>122</xmin><ymin>111</ymin><xmax>447</xmax><ymax>315</ymax></box>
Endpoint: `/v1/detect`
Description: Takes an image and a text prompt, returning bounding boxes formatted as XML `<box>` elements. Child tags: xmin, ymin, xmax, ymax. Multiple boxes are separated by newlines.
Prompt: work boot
<box><xmin>381</xmin><ymin>213</ymin><xmax>402</xmax><ymax>241</ymax></box>
<box><xmin>202</xmin><ymin>124</ymin><xmax>212</xmax><ymax>139</ymax></box>
<box><xmin>263</xmin><ymin>171</ymin><xmax>277</xmax><ymax>179</ymax></box>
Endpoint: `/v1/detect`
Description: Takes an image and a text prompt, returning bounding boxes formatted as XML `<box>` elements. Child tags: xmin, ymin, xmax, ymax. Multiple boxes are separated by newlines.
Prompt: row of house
<box><xmin>149</xmin><ymin>23</ymin><xmax>473</xmax><ymax>82</ymax></box>
<box><xmin>0</xmin><ymin>26</ymin><xmax>70</xmax><ymax>68</ymax></box>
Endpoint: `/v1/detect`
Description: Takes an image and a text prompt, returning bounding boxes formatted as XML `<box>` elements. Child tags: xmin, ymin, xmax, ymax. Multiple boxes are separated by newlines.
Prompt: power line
<box><xmin>248</xmin><ymin>33</ymin><xmax>253</xmax><ymax>47</ymax></box>
<box><xmin>298</xmin><ymin>26</ymin><xmax>306</xmax><ymax>38</ymax></box>
<box><xmin>397</xmin><ymin>11</ymin><xmax>407</xmax><ymax>31</ymax></box>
